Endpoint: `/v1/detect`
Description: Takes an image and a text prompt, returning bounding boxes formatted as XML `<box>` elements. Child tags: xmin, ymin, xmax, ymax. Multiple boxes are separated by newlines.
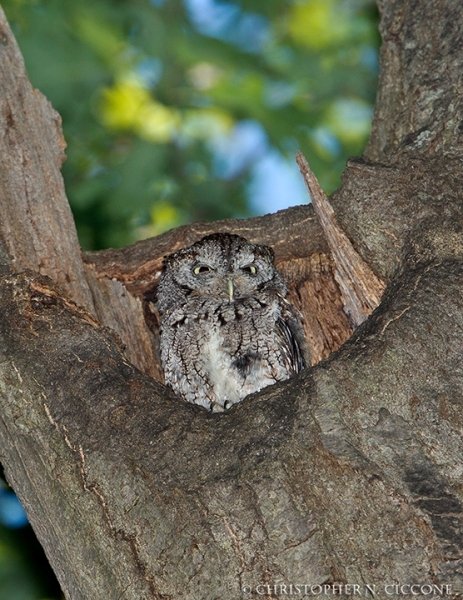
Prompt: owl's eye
<box><xmin>241</xmin><ymin>264</ymin><xmax>258</xmax><ymax>275</ymax></box>
<box><xmin>193</xmin><ymin>264</ymin><xmax>212</xmax><ymax>275</ymax></box>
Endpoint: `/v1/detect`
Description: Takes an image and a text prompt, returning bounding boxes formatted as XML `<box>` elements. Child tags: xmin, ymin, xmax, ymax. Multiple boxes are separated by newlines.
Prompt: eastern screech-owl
<box><xmin>157</xmin><ymin>233</ymin><xmax>310</xmax><ymax>412</ymax></box>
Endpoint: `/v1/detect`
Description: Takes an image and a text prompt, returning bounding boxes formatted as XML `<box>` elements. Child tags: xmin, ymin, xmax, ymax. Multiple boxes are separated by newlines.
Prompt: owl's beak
<box><xmin>227</xmin><ymin>278</ymin><xmax>234</xmax><ymax>302</ymax></box>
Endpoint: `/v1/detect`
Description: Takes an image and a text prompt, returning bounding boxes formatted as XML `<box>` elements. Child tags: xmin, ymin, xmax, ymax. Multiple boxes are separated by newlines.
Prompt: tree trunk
<box><xmin>1</xmin><ymin>1</ymin><xmax>463</xmax><ymax>598</ymax></box>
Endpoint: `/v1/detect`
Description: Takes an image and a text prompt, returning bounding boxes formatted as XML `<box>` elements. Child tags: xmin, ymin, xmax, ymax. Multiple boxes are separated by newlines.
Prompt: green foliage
<box><xmin>2</xmin><ymin>0</ymin><xmax>379</xmax><ymax>250</ymax></box>
<box><xmin>0</xmin><ymin>522</ymin><xmax>62</xmax><ymax>600</ymax></box>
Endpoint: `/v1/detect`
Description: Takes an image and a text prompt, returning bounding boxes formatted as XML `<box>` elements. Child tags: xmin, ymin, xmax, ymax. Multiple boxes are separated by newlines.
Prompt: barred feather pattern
<box><xmin>157</xmin><ymin>233</ymin><xmax>310</xmax><ymax>412</ymax></box>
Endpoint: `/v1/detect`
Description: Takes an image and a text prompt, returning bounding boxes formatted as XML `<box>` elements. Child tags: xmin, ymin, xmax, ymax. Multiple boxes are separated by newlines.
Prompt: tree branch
<box><xmin>0</xmin><ymin>7</ymin><xmax>94</xmax><ymax>313</ymax></box>
<box><xmin>296</xmin><ymin>151</ymin><xmax>385</xmax><ymax>327</ymax></box>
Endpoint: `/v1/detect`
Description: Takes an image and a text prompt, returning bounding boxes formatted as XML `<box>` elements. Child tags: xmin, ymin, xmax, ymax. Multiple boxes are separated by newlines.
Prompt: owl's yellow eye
<box><xmin>193</xmin><ymin>264</ymin><xmax>212</xmax><ymax>275</ymax></box>
<box><xmin>241</xmin><ymin>264</ymin><xmax>258</xmax><ymax>275</ymax></box>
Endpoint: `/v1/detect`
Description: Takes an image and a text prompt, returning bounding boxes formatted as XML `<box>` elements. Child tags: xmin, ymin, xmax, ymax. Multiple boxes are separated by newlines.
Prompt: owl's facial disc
<box><xmin>190</xmin><ymin>262</ymin><xmax>236</xmax><ymax>300</ymax></box>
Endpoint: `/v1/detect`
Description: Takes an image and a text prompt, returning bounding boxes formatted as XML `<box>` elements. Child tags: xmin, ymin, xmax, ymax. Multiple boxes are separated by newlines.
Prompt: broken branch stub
<box><xmin>296</xmin><ymin>151</ymin><xmax>386</xmax><ymax>327</ymax></box>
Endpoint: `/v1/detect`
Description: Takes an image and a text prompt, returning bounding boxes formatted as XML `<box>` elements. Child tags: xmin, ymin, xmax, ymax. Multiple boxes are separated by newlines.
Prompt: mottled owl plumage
<box><xmin>157</xmin><ymin>233</ymin><xmax>310</xmax><ymax>412</ymax></box>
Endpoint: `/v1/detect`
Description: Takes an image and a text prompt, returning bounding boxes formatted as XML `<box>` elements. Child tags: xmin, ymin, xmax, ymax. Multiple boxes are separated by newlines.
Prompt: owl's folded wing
<box><xmin>276</xmin><ymin>296</ymin><xmax>311</xmax><ymax>375</ymax></box>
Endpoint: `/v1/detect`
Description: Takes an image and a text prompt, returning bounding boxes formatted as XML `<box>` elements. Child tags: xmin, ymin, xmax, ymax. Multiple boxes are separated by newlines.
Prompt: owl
<box><xmin>157</xmin><ymin>233</ymin><xmax>310</xmax><ymax>412</ymax></box>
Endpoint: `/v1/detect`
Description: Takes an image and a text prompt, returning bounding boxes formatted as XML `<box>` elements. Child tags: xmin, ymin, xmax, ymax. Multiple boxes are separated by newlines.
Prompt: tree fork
<box><xmin>1</xmin><ymin>1</ymin><xmax>463</xmax><ymax>599</ymax></box>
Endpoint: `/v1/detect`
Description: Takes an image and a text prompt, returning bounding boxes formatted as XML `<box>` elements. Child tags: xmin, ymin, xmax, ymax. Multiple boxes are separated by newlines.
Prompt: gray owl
<box><xmin>157</xmin><ymin>233</ymin><xmax>310</xmax><ymax>412</ymax></box>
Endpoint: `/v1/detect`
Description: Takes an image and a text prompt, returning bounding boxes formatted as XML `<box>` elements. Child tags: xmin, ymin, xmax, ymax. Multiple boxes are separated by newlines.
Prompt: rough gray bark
<box><xmin>0</xmin><ymin>2</ymin><xmax>463</xmax><ymax>600</ymax></box>
<box><xmin>0</xmin><ymin>17</ymin><xmax>95</xmax><ymax>312</ymax></box>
